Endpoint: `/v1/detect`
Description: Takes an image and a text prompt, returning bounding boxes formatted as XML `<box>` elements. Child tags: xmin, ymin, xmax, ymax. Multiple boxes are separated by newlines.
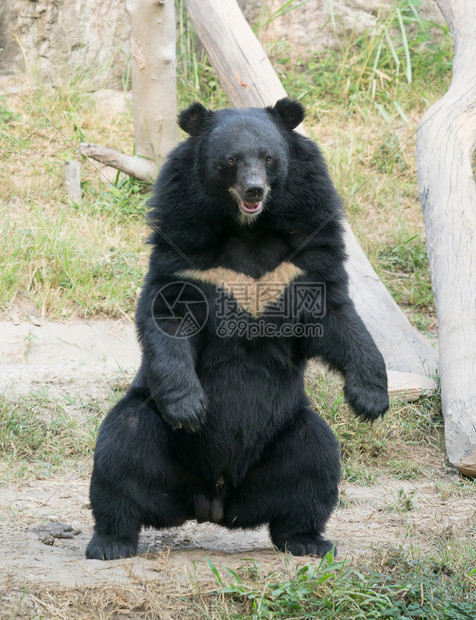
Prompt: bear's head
<box><xmin>178</xmin><ymin>98</ymin><xmax>304</xmax><ymax>224</ymax></box>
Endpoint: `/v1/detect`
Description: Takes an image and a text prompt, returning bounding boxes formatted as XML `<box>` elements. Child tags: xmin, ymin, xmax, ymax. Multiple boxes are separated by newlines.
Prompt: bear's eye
<box><xmin>227</xmin><ymin>156</ymin><xmax>236</xmax><ymax>166</ymax></box>
<box><xmin>265</xmin><ymin>155</ymin><xmax>272</xmax><ymax>164</ymax></box>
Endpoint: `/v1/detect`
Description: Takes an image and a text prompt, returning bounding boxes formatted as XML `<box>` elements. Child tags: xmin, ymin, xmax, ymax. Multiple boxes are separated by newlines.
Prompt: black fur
<box><xmin>178</xmin><ymin>102</ymin><xmax>211</xmax><ymax>136</ymax></box>
<box><xmin>86</xmin><ymin>98</ymin><xmax>388</xmax><ymax>561</ymax></box>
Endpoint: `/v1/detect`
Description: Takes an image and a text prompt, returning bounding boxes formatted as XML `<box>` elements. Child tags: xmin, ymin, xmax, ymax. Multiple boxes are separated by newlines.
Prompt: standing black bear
<box><xmin>86</xmin><ymin>99</ymin><xmax>389</xmax><ymax>560</ymax></box>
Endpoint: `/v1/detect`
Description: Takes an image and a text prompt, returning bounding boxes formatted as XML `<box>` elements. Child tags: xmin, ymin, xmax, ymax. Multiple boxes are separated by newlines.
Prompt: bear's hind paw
<box><xmin>274</xmin><ymin>534</ymin><xmax>336</xmax><ymax>557</ymax></box>
<box><xmin>86</xmin><ymin>533</ymin><xmax>137</xmax><ymax>560</ymax></box>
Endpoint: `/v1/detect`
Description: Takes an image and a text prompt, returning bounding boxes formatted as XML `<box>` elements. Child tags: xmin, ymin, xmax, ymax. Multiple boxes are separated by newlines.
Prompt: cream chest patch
<box><xmin>178</xmin><ymin>262</ymin><xmax>304</xmax><ymax>316</ymax></box>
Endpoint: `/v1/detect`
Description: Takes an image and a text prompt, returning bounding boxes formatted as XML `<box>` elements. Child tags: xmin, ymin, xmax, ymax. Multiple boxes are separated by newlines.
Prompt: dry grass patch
<box><xmin>1</xmin><ymin>82</ymin><xmax>150</xmax><ymax>319</ymax></box>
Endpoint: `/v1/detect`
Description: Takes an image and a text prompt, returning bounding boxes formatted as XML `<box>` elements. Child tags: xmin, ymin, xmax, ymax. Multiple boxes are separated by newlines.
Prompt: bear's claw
<box><xmin>160</xmin><ymin>391</ymin><xmax>208</xmax><ymax>433</ymax></box>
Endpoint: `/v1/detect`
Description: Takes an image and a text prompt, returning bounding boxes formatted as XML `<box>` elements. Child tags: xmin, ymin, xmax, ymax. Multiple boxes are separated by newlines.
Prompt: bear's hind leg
<box><xmin>86</xmin><ymin>498</ymin><xmax>141</xmax><ymax>561</ymax></box>
<box><xmin>223</xmin><ymin>407</ymin><xmax>340</xmax><ymax>557</ymax></box>
<box><xmin>86</xmin><ymin>386</ymin><xmax>193</xmax><ymax>560</ymax></box>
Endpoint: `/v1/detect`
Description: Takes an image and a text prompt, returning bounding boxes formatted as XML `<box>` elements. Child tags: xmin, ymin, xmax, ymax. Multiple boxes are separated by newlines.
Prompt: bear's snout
<box><xmin>229</xmin><ymin>164</ymin><xmax>269</xmax><ymax>217</ymax></box>
<box><xmin>236</xmin><ymin>179</ymin><xmax>268</xmax><ymax>215</ymax></box>
<box><xmin>245</xmin><ymin>184</ymin><xmax>265</xmax><ymax>202</ymax></box>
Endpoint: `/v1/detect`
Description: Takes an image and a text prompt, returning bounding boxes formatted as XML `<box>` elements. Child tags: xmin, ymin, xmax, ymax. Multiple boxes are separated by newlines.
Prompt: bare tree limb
<box><xmin>79</xmin><ymin>143</ymin><xmax>157</xmax><ymax>183</ymax></box>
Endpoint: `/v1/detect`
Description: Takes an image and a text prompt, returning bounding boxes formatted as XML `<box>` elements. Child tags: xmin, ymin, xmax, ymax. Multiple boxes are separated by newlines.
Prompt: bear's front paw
<box><xmin>344</xmin><ymin>373</ymin><xmax>389</xmax><ymax>422</ymax></box>
<box><xmin>161</xmin><ymin>390</ymin><xmax>208</xmax><ymax>433</ymax></box>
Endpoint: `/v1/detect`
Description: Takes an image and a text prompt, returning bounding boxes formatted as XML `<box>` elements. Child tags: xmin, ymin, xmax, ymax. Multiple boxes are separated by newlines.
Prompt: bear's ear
<box><xmin>178</xmin><ymin>102</ymin><xmax>212</xmax><ymax>136</ymax></box>
<box><xmin>269</xmin><ymin>98</ymin><xmax>305</xmax><ymax>130</ymax></box>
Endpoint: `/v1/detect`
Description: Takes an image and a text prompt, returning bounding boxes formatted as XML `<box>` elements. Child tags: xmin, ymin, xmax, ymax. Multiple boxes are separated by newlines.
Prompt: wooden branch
<box><xmin>79</xmin><ymin>143</ymin><xmax>157</xmax><ymax>183</ymax></box>
<box><xmin>416</xmin><ymin>0</ymin><xmax>476</xmax><ymax>476</ymax></box>
<box><xmin>185</xmin><ymin>0</ymin><xmax>438</xmax><ymax>383</ymax></box>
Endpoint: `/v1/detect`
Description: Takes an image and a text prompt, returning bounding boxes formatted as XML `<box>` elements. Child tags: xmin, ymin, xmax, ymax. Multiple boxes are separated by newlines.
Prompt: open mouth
<box><xmin>240</xmin><ymin>200</ymin><xmax>263</xmax><ymax>214</ymax></box>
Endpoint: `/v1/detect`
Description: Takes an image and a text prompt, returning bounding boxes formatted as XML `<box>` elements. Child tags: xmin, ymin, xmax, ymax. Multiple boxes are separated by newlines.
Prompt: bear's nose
<box><xmin>245</xmin><ymin>186</ymin><xmax>264</xmax><ymax>202</ymax></box>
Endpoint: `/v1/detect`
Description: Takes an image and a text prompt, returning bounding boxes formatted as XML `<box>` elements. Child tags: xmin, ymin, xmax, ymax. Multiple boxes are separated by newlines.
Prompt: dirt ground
<box><xmin>1</xmin><ymin>319</ymin><xmax>474</xmax><ymax>616</ymax></box>
<box><xmin>0</xmin><ymin>318</ymin><xmax>139</xmax><ymax>403</ymax></box>
<box><xmin>1</xmin><ymin>465</ymin><xmax>474</xmax><ymax>617</ymax></box>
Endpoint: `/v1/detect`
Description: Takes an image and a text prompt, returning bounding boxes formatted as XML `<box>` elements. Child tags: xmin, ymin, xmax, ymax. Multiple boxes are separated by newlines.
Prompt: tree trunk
<box><xmin>186</xmin><ymin>0</ymin><xmax>288</xmax><ymax>108</ymax></box>
<box><xmin>416</xmin><ymin>0</ymin><xmax>476</xmax><ymax>476</ymax></box>
<box><xmin>185</xmin><ymin>0</ymin><xmax>438</xmax><ymax>384</ymax></box>
<box><xmin>128</xmin><ymin>0</ymin><xmax>177</xmax><ymax>172</ymax></box>
<box><xmin>80</xmin><ymin>0</ymin><xmax>177</xmax><ymax>181</ymax></box>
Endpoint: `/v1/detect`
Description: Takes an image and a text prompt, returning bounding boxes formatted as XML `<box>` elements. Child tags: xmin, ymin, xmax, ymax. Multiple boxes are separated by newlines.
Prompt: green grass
<box><xmin>1</xmin><ymin>203</ymin><xmax>146</xmax><ymax>317</ymax></box>
<box><xmin>175</xmin><ymin>0</ymin><xmax>228</xmax><ymax>110</ymax></box>
<box><xmin>307</xmin><ymin>371</ymin><xmax>443</xmax><ymax>483</ymax></box>
<box><xmin>204</xmin><ymin>549</ymin><xmax>476</xmax><ymax>619</ymax></box>
<box><xmin>0</xmin><ymin>394</ymin><xmax>102</xmax><ymax>479</ymax></box>
<box><xmin>281</xmin><ymin>0</ymin><xmax>453</xmax><ymax>115</ymax></box>
<box><xmin>376</xmin><ymin>232</ymin><xmax>436</xmax><ymax>330</ymax></box>
<box><xmin>0</xmin><ymin>81</ymin><xmax>149</xmax><ymax>317</ymax></box>
<box><xmin>79</xmin><ymin>173</ymin><xmax>149</xmax><ymax>222</ymax></box>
